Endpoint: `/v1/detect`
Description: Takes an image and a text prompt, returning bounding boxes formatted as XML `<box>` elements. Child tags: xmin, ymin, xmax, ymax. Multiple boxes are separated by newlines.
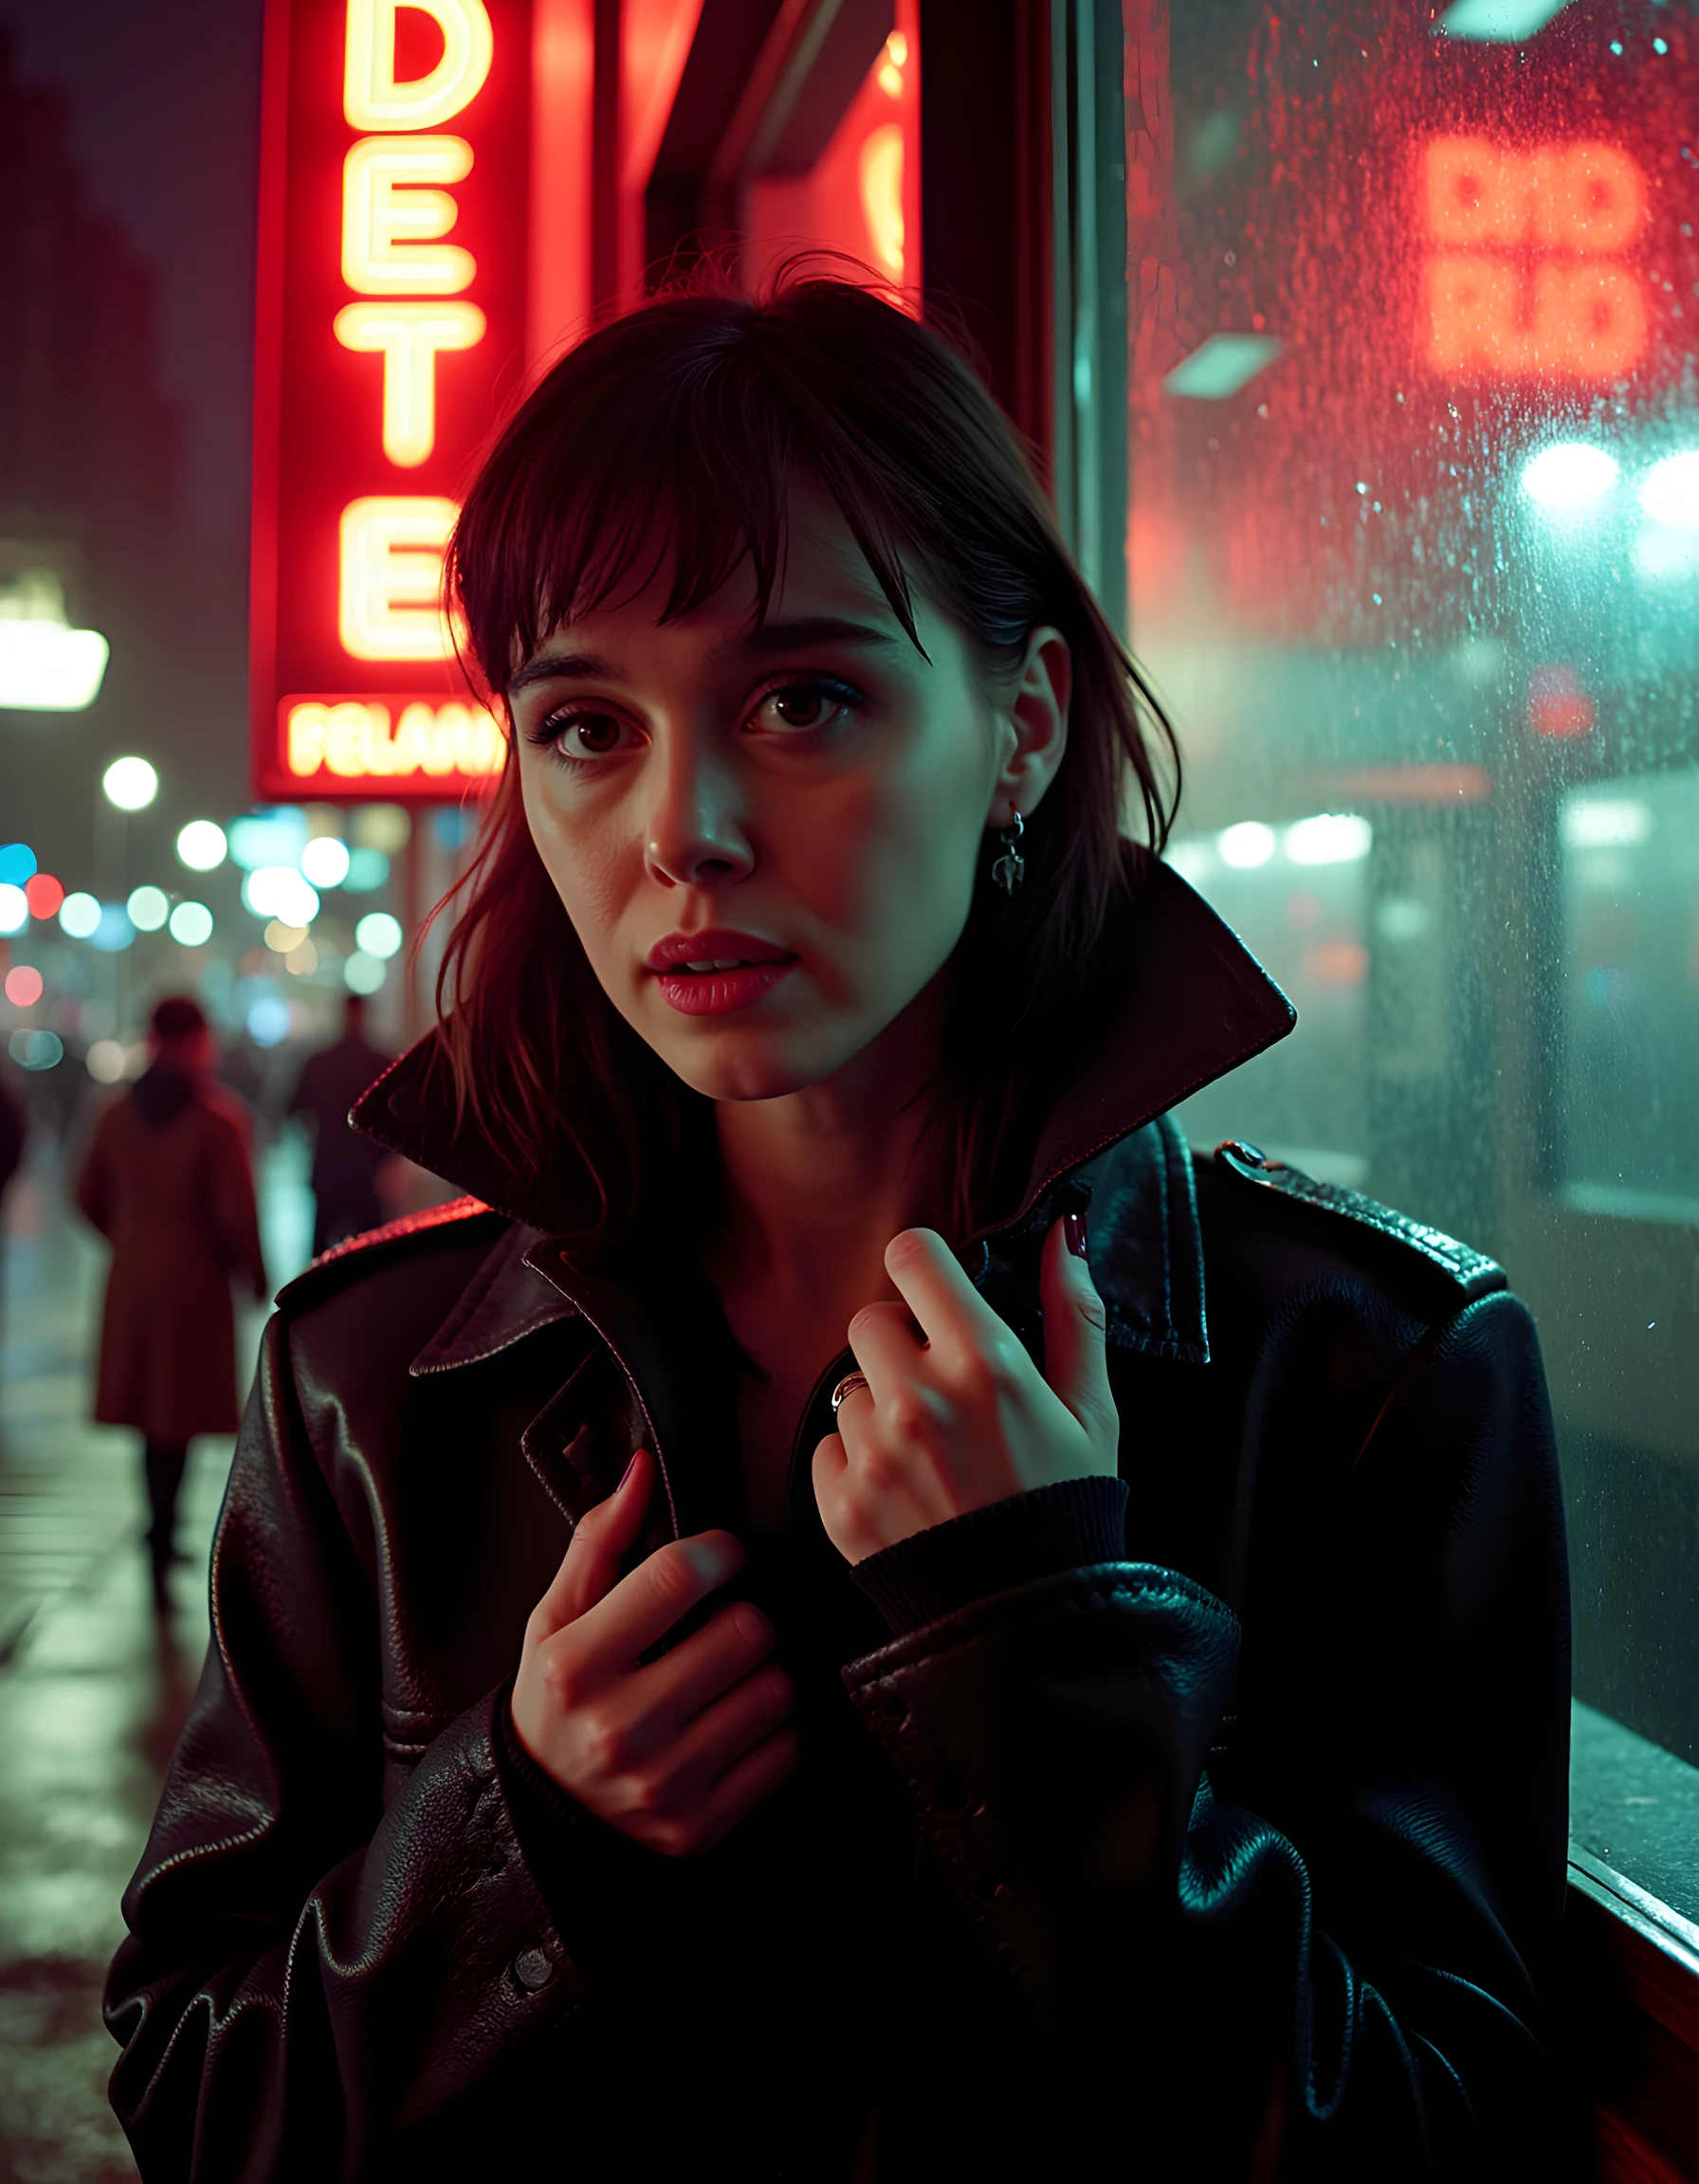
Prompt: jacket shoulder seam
<box><xmin>274</xmin><ymin>1197</ymin><xmax>502</xmax><ymax>1310</ymax></box>
<box><xmin>1207</xmin><ymin>1140</ymin><xmax>1507</xmax><ymax>1303</ymax></box>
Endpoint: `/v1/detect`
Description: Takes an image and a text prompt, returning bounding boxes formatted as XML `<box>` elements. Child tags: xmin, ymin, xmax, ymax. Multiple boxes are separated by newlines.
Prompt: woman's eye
<box><xmin>752</xmin><ymin>679</ymin><xmax>863</xmax><ymax>736</ymax></box>
<box><xmin>533</xmin><ymin>710</ymin><xmax>633</xmax><ymax>763</ymax></box>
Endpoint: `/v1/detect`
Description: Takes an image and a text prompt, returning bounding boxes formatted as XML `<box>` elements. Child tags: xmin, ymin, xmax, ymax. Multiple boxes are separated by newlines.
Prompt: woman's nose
<box><xmin>643</xmin><ymin>750</ymin><xmax>753</xmax><ymax>889</ymax></box>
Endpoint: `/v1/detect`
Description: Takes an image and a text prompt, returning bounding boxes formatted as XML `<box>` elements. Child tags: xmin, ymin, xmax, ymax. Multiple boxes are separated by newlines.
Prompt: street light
<box><xmin>0</xmin><ymin>573</ymin><xmax>108</xmax><ymax>711</ymax></box>
<box><xmin>102</xmin><ymin>756</ymin><xmax>158</xmax><ymax>810</ymax></box>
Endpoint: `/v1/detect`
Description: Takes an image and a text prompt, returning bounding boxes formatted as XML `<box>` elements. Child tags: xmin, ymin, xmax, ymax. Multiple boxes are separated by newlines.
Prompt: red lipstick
<box><xmin>645</xmin><ymin>929</ymin><xmax>797</xmax><ymax>1016</ymax></box>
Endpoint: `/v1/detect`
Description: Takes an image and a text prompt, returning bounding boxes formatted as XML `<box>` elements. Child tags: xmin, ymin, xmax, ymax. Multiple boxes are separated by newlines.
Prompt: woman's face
<box><xmin>508</xmin><ymin>486</ymin><xmax>1068</xmax><ymax>1104</ymax></box>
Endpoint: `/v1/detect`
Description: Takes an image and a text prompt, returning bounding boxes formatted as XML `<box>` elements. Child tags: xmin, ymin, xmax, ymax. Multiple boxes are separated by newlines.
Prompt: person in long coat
<box><xmin>75</xmin><ymin>993</ymin><xmax>267</xmax><ymax>1601</ymax></box>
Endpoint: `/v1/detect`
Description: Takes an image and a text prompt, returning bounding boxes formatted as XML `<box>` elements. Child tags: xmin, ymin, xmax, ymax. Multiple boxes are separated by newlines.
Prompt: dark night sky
<box><xmin>0</xmin><ymin>0</ymin><xmax>265</xmax><ymax>539</ymax></box>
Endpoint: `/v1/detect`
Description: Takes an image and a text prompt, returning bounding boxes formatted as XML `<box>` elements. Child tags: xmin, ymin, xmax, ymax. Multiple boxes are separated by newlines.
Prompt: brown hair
<box><xmin>432</xmin><ymin>265</ymin><xmax>1179</xmax><ymax>1252</ymax></box>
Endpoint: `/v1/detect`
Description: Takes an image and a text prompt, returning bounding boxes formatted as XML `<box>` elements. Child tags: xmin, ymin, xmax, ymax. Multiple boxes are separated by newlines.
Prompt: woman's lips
<box><xmin>653</xmin><ymin>959</ymin><xmax>797</xmax><ymax>1015</ymax></box>
<box><xmin>645</xmin><ymin>933</ymin><xmax>798</xmax><ymax>1016</ymax></box>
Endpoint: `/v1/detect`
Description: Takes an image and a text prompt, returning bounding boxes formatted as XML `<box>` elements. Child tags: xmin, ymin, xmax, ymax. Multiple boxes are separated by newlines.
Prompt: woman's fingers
<box><xmin>569</xmin><ymin>1525</ymin><xmax>746</xmax><ymax>1677</ymax></box>
<box><xmin>883</xmin><ymin>1227</ymin><xmax>1016</xmax><ymax>1369</ymax></box>
<box><xmin>528</xmin><ymin>1448</ymin><xmax>655</xmax><ymax>1642</ymax></box>
<box><xmin>666</xmin><ymin>1659</ymin><xmax>796</xmax><ymax>1787</ymax></box>
<box><xmin>844</xmin><ymin>1298</ymin><xmax>924</xmax><ymax>1404</ymax></box>
<box><xmin>1038</xmin><ymin>1213</ymin><xmax>1118</xmax><ymax>1451</ymax></box>
<box><xmin>641</xmin><ymin>1599</ymin><xmax>779</xmax><ymax>1739</ymax></box>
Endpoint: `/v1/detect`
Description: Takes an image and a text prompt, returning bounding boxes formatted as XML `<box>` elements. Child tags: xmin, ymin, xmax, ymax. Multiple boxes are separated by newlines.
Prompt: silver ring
<box><xmin>830</xmin><ymin>1372</ymin><xmax>870</xmax><ymax>1414</ymax></box>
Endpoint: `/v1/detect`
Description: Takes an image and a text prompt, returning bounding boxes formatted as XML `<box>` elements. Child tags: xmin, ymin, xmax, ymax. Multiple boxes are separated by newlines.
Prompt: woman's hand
<box><xmin>510</xmin><ymin>1451</ymin><xmax>799</xmax><ymax>1856</ymax></box>
<box><xmin>812</xmin><ymin>1214</ymin><xmax>1118</xmax><ymax>1564</ymax></box>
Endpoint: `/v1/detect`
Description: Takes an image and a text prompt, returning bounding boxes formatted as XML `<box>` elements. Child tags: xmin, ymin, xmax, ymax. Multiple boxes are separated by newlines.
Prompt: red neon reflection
<box><xmin>1420</xmin><ymin>137</ymin><xmax>1649</xmax><ymax>379</ymax></box>
<box><xmin>1527</xmin><ymin>664</ymin><xmax>1596</xmax><ymax>740</ymax></box>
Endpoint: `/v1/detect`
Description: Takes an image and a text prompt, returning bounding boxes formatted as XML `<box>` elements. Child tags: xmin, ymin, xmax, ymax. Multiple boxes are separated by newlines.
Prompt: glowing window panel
<box><xmin>1283</xmin><ymin>814</ymin><xmax>1373</xmax><ymax>866</ymax></box>
<box><xmin>0</xmin><ymin>619</ymin><xmax>108</xmax><ymax>710</ymax></box>
<box><xmin>344</xmin><ymin>0</ymin><xmax>493</xmax><ymax>130</ymax></box>
<box><xmin>1419</xmin><ymin>137</ymin><xmax>1649</xmax><ymax>380</ymax></box>
<box><xmin>1521</xmin><ymin>443</ymin><xmax>1618</xmax><ymax>509</ymax></box>
<box><xmin>338</xmin><ymin>499</ymin><xmax>461</xmax><ymax>661</ymax></box>
<box><xmin>1638</xmin><ymin>452</ymin><xmax>1699</xmax><ymax>530</ymax></box>
<box><xmin>342</xmin><ymin>136</ymin><xmax>476</xmax><ymax>296</ymax></box>
<box><xmin>334</xmin><ymin>302</ymin><xmax>487</xmax><ymax>465</ymax></box>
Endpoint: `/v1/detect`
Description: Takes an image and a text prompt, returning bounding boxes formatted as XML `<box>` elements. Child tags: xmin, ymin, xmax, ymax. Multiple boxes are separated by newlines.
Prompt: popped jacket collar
<box><xmin>360</xmin><ymin>857</ymin><xmax>1294</xmax><ymax>1409</ymax></box>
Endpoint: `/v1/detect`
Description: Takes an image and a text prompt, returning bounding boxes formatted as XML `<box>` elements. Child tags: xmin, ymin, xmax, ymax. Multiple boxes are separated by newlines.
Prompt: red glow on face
<box><xmin>24</xmin><ymin>872</ymin><xmax>64</xmax><ymax>919</ymax></box>
<box><xmin>1420</xmin><ymin>137</ymin><xmax>1650</xmax><ymax>379</ymax></box>
<box><xmin>1527</xmin><ymin>664</ymin><xmax>1596</xmax><ymax>739</ymax></box>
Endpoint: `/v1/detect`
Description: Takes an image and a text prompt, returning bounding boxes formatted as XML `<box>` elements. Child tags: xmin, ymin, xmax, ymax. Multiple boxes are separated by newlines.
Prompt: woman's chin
<box><xmin>649</xmin><ymin>1019</ymin><xmax>854</xmax><ymax>1105</ymax></box>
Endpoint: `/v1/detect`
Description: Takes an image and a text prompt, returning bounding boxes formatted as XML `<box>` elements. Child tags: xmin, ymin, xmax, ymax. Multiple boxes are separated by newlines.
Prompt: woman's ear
<box><xmin>987</xmin><ymin>626</ymin><xmax>1071</xmax><ymax>828</ymax></box>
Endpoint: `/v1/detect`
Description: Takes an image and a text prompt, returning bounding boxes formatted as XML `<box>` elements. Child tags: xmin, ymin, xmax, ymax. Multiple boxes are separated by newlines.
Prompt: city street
<box><xmin>0</xmin><ymin>1133</ymin><xmax>310</xmax><ymax>2183</ymax></box>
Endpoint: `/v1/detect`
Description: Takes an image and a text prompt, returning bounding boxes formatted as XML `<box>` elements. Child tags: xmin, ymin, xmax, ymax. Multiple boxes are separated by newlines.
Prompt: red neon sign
<box><xmin>252</xmin><ymin>0</ymin><xmax>573</xmax><ymax>800</ymax></box>
<box><xmin>1419</xmin><ymin>136</ymin><xmax>1649</xmax><ymax>378</ymax></box>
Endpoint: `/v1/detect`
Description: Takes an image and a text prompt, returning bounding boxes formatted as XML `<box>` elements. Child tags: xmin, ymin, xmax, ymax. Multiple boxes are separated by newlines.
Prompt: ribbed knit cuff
<box><xmin>849</xmin><ymin>1474</ymin><xmax>1130</xmax><ymax>1636</ymax></box>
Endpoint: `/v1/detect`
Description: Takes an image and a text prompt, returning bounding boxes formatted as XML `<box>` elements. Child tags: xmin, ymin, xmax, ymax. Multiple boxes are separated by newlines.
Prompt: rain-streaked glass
<box><xmin>1125</xmin><ymin>2</ymin><xmax>1699</xmax><ymax>1781</ymax></box>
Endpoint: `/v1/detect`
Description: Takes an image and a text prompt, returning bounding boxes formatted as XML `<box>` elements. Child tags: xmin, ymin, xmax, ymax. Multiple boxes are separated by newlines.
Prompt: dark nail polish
<box><xmin>1064</xmin><ymin>1211</ymin><xmax>1088</xmax><ymax>1260</ymax></box>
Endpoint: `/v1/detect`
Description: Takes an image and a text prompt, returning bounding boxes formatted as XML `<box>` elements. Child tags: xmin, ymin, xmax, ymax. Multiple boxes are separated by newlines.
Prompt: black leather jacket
<box><xmin>105</xmin><ymin>863</ymin><xmax>1572</xmax><ymax>2180</ymax></box>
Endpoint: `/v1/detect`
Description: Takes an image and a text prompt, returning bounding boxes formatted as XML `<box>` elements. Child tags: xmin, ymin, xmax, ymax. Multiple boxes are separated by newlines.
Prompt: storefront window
<box><xmin>1124</xmin><ymin>1</ymin><xmax>1699</xmax><ymax>1776</ymax></box>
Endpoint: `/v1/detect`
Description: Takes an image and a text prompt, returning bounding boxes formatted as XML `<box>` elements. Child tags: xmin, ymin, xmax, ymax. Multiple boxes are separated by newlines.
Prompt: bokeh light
<box><xmin>342</xmin><ymin>846</ymin><xmax>390</xmax><ymax>892</ymax></box>
<box><xmin>228</xmin><ymin>810</ymin><xmax>307</xmax><ymax>870</ymax></box>
<box><xmin>355</xmin><ymin>912</ymin><xmax>402</xmax><ymax>959</ymax></box>
<box><xmin>0</xmin><ymin>883</ymin><xmax>27</xmax><ymax>936</ymax></box>
<box><xmin>344</xmin><ymin>951</ymin><xmax>387</xmax><ymax>994</ymax></box>
<box><xmin>5</xmin><ymin>966</ymin><xmax>45</xmax><ymax>1007</ymax></box>
<box><xmin>0</xmin><ymin>843</ymin><xmax>36</xmax><ymax>886</ymax></box>
<box><xmin>1284</xmin><ymin>813</ymin><xmax>1373</xmax><ymax>866</ymax></box>
<box><xmin>247</xmin><ymin>995</ymin><xmax>291</xmax><ymax>1046</ymax></box>
<box><xmin>284</xmin><ymin>939</ymin><xmax>319</xmax><ymax>975</ymax></box>
<box><xmin>102</xmin><ymin>755</ymin><xmax>159</xmax><ymax>810</ymax></box>
<box><xmin>126</xmin><ymin>885</ymin><xmax>169</xmax><ymax>932</ymax></box>
<box><xmin>301</xmin><ymin>835</ymin><xmax>350</xmax><ymax>887</ymax></box>
<box><xmin>264</xmin><ymin>919</ymin><xmax>308</xmax><ymax>953</ymax></box>
<box><xmin>58</xmin><ymin>891</ymin><xmax>101</xmax><ymax>938</ymax></box>
<box><xmin>352</xmin><ymin>803</ymin><xmax>411</xmax><ymax>852</ymax></box>
<box><xmin>90</xmin><ymin>903</ymin><xmax>136</xmax><ymax>952</ymax></box>
<box><xmin>86</xmin><ymin>1039</ymin><xmax>129</xmax><ymax>1083</ymax></box>
<box><xmin>8</xmin><ymin>1028</ymin><xmax>63</xmax><ymax>1070</ymax></box>
<box><xmin>176</xmin><ymin>820</ymin><xmax>228</xmax><ymax>871</ymax></box>
<box><xmin>244</xmin><ymin>867</ymin><xmax>320</xmax><ymax>925</ymax></box>
<box><xmin>1217</xmin><ymin>821</ymin><xmax>1277</xmax><ymax>869</ymax></box>
<box><xmin>25</xmin><ymin>872</ymin><xmax>64</xmax><ymax>919</ymax></box>
<box><xmin>169</xmin><ymin>901</ymin><xmax>213</xmax><ymax>946</ymax></box>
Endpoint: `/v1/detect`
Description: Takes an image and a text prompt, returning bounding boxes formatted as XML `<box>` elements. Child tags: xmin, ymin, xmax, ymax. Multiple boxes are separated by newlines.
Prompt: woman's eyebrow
<box><xmin>507</xmin><ymin>617</ymin><xmax>903</xmax><ymax>694</ymax></box>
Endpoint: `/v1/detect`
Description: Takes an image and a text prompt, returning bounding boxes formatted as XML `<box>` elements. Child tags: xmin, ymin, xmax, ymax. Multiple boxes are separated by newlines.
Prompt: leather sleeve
<box><xmin>102</xmin><ymin>1314</ymin><xmax>582</xmax><ymax>2180</ymax></box>
<box><xmin>841</xmin><ymin>1290</ymin><xmax>1571</xmax><ymax>2180</ymax></box>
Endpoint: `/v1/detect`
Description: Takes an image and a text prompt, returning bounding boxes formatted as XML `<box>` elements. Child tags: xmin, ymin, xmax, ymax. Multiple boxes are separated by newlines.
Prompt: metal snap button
<box><xmin>514</xmin><ymin>1947</ymin><xmax>555</xmax><ymax>1992</ymax></box>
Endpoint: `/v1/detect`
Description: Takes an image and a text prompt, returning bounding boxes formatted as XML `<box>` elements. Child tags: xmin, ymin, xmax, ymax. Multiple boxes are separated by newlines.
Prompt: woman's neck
<box><xmin>704</xmin><ymin>978</ymin><xmax>951</xmax><ymax>1360</ymax></box>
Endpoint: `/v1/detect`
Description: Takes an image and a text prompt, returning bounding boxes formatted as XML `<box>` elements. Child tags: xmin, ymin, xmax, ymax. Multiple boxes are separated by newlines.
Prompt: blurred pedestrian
<box><xmin>75</xmin><ymin>995</ymin><xmax>267</xmax><ymax>1606</ymax></box>
<box><xmin>284</xmin><ymin>992</ymin><xmax>393</xmax><ymax>1256</ymax></box>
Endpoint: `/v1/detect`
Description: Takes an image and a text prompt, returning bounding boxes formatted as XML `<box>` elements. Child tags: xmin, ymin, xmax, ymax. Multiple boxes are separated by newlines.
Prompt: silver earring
<box><xmin>990</xmin><ymin>809</ymin><xmax>1025</xmax><ymax>896</ymax></box>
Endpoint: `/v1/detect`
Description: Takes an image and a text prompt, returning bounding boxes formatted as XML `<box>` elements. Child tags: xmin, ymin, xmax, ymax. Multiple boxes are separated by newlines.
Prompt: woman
<box><xmin>75</xmin><ymin>993</ymin><xmax>267</xmax><ymax>1606</ymax></box>
<box><xmin>105</xmin><ymin>277</ymin><xmax>1571</xmax><ymax>2178</ymax></box>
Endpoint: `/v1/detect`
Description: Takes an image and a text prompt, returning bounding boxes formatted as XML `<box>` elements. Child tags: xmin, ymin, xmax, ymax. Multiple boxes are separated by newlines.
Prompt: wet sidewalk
<box><xmin>0</xmin><ymin>1138</ymin><xmax>309</xmax><ymax>2183</ymax></box>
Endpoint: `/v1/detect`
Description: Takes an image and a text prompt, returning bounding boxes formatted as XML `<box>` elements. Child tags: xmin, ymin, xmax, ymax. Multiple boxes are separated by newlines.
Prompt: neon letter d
<box><xmin>345</xmin><ymin>0</ymin><xmax>494</xmax><ymax>132</ymax></box>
